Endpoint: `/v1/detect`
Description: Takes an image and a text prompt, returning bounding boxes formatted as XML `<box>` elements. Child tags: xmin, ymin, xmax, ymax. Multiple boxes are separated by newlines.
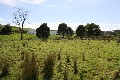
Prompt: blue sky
<box><xmin>0</xmin><ymin>0</ymin><xmax>120</xmax><ymax>31</ymax></box>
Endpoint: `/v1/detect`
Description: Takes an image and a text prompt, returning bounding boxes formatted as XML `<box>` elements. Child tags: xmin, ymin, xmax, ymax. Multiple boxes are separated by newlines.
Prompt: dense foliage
<box><xmin>0</xmin><ymin>24</ymin><xmax>12</xmax><ymax>35</ymax></box>
<box><xmin>57</xmin><ymin>23</ymin><xmax>67</xmax><ymax>38</ymax></box>
<box><xmin>76</xmin><ymin>25</ymin><xmax>85</xmax><ymax>38</ymax></box>
<box><xmin>57</xmin><ymin>23</ymin><xmax>73</xmax><ymax>38</ymax></box>
<box><xmin>66</xmin><ymin>27</ymin><xmax>73</xmax><ymax>37</ymax></box>
<box><xmin>36</xmin><ymin>23</ymin><xmax>50</xmax><ymax>39</ymax></box>
<box><xmin>85</xmin><ymin>23</ymin><xmax>101</xmax><ymax>37</ymax></box>
<box><xmin>76</xmin><ymin>23</ymin><xmax>101</xmax><ymax>38</ymax></box>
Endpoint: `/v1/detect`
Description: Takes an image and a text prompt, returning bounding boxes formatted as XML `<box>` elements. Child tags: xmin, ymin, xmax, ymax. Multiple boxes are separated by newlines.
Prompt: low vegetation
<box><xmin>0</xmin><ymin>34</ymin><xmax>120</xmax><ymax>80</ymax></box>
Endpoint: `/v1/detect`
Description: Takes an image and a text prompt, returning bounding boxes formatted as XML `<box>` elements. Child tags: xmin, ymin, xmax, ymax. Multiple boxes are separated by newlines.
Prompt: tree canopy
<box><xmin>57</xmin><ymin>23</ymin><xmax>67</xmax><ymax>38</ymax></box>
<box><xmin>36</xmin><ymin>23</ymin><xmax>50</xmax><ymax>39</ymax></box>
<box><xmin>85</xmin><ymin>23</ymin><xmax>101</xmax><ymax>37</ymax></box>
<box><xmin>76</xmin><ymin>25</ymin><xmax>85</xmax><ymax>38</ymax></box>
<box><xmin>0</xmin><ymin>24</ymin><xmax>12</xmax><ymax>35</ymax></box>
<box><xmin>66</xmin><ymin>27</ymin><xmax>73</xmax><ymax>37</ymax></box>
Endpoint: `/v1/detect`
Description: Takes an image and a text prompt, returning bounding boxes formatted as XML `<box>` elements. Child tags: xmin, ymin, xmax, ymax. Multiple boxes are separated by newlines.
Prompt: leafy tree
<box><xmin>36</xmin><ymin>23</ymin><xmax>50</xmax><ymax>39</ymax></box>
<box><xmin>0</xmin><ymin>24</ymin><xmax>12</xmax><ymax>35</ymax></box>
<box><xmin>85</xmin><ymin>23</ymin><xmax>101</xmax><ymax>37</ymax></box>
<box><xmin>57</xmin><ymin>23</ymin><xmax>67</xmax><ymax>38</ymax></box>
<box><xmin>13</xmin><ymin>8</ymin><xmax>28</xmax><ymax>40</ymax></box>
<box><xmin>76</xmin><ymin>25</ymin><xmax>85</xmax><ymax>38</ymax></box>
<box><xmin>66</xmin><ymin>27</ymin><xmax>73</xmax><ymax>37</ymax></box>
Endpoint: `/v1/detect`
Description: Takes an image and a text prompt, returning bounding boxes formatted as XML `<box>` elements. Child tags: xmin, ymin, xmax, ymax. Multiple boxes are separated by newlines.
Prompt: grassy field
<box><xmin>0</xmin><ymin>34</ymin><xmax>120</xmax><ymax>80</ymax></box>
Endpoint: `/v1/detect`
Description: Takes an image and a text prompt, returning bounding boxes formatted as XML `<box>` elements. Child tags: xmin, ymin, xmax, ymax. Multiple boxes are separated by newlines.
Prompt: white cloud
<box><xmin>0</xmin><ymin>0</ymin><xmax>16</xmax><ymax>6</ymax></box>
<box><xmin>0</xmin><ymin>0</ymin><xmax>46</xmax><ymax>6</ymax></box>
<box><xmin>18</xmin><ymin>0</ymin><xmax>46</xmax><ymax>5</ymax></box>
<box><xmin>0</xmin><ymin>18</ymin><xmax>5</xmax><ymax>22</ymax></box>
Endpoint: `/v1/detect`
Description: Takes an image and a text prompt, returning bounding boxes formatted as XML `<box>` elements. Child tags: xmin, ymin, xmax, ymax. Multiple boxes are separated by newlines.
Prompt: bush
<box><xmin>0</xmin><ymin>55</ymin><xmax>10</xmax><ymax>79</ymax></box>
<box><xmin>0</xmin><ymin>63</ymin><xmax>9</xmax><ymax>78</ymax></box>
<box><xmin>0</xmin><ymin>24</ymin><xmax>12</xmax><ymax>35</ymax></box>
<box><xmin>43</xmin><ymin>53</ymin><xmax>56</xmax><ymax>80</ymax></box>
<box><xmin>21</xmin><ymin>53</ymin><xmax>39</xmax><ymax>80</ymax></box>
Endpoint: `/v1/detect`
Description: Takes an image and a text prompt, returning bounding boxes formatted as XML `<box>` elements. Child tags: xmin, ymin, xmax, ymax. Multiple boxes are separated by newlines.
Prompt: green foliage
<box><xmin>112</xmin><ymin>69</ymin><xmax>120</xmax><ymax>80</ymax></box>
<box><xmin>58</xmin><ymin>23</ymin><xmax>67</xmax><ymax>38</ymax></box>
<box><xmin>36</xmin><ymin>23</ymin><xmax>50</xmax><ymax>39</ymax></box>
<box><xmin>76</xmin><ymin>25</ymin><xmax>86</xmax><ymax>38</ymax></box>
<box><xmin>0</xmin><ymin>54</ymin><xmax>11</xmax><ymax>79</ymax></box>
<box><xmin>0</xmin><ymin>24</ymin><xmax>12</xmax><ymax>35</ymax></box>
<box><xmin>0</xmin><ymin>34</ymin><xmax>120</xmax><ymax>80</ymax></box>
<box><xmin>21</xmin><ymin>53</ymin><xmax>38</xmax><ymax>80</ymax></box>
<box><xmin>66</xmin><ymin>27</ymin><xmax>73</xmax><ymax>37</ymax></box>
<box><xmin>0</xmin><ymin>63</ymin><xmax>9</xmax><ymax>78</ymax></box>
<box><xmin>43</xmin><ymin>53</ymin><xmax>56</xmax><ymax>80</ymax></box>
<box><xmin>73</xmin><ymin>58</ymin><xmax>78</xmax><ymax>74</ymax></box>
<box><xmin>76</xmin><ymin>23</ymin><xmax>101</xmax><ymax>38</ymax></box>
<box><xmin>49</xmin><ymin>35</ymin><xmax>61</xmax><ymax>40</ymax></box>
<box><xmin>0</xmin><ymin>34</ymin><xmax>36</xmax><ymax>41</ymax></box>
<box><xmin>63</xmin><ymin>65</ymin><xmax>68</xmax><ymax>80</ymax></box>
<box><xmin>85</xmin><ymin>23</ymin><xmax>101</xmax><ymax>37</ymax></box>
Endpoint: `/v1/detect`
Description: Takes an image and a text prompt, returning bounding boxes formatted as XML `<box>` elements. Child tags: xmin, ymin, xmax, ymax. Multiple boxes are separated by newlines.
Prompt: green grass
<box><xmin>0</xmin><ymin>33</ymin><xmax>36</xmax><ymax>41</ymax></box>
<box><xmin>0</xmin><ymin>34</ymin><xmax>120</xmax><ymax>80</ymax></box>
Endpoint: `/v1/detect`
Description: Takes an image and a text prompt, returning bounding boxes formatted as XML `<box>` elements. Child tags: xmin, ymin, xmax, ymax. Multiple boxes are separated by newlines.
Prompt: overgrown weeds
<box><xmin>42</xmin><ymin>53</ymin><xmax>56</xmax><ymax>80</ymax></box>
<box><xmin>58</xmin><ymin>51</ymin><xmax>61</xmax><ymax>60</ymax></box>
<box><xmin>58</xmin><ymin>61</ymin><xmax>62</xmax><ymax>72</ymax></box>
<box><xmin>63</xmin><ymin>64</ymin><xmax>68</xmax><ymax>80</ymax></box>
<box><xmin>73</xmin><ymin>58</ymin><xmax>78</xmax><ymax>74</ymax></box>
<box><xmin>0</xmin><ymin>63</ymin><xmax>9</xmax><ymax>78</ymax></box>
<box><xmin>21</xmin><ymin>53</ymin><xmax>39</xmax><ymax>80</ymax></box>
<box><xmin>0</xmin><ymin>55</ymin><xmax>10</xmax><ymax>79</ymax></box>
<box><xmin>113</xmin><ymin>69</ymin><xmax>120</xmax><ymax>80</ymax></box>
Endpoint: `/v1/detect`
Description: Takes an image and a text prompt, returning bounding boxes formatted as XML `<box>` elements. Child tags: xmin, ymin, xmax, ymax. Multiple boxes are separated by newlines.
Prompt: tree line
<box><xmin>0</xmin><ymin>22</ymin><xmax>101</xmax><ymax>40</ymax></box>
<box><xmin>36</xmin><ymin>23</ymin><xmax>101</xmax><ymax>39</ymax></box>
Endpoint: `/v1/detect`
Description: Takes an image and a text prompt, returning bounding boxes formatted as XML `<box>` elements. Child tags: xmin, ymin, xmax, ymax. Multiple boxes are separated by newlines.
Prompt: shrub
<box><xmin>21</xmin><ymin>53</ymin><xmax>39</xmax><ymax>80</ymax></box>
<box><xmin>0</xmin><ymin>24</ymin><xmax>12</xmax><ymax>35</ymax></box>
<box><xmin>42</xmin><ymin>53</ymin><xmax>56</xmax><ymax>80</ymax></box>
<box><xmin>0</xmin><ymin>63</ymin><xmax>9</xmax><ymax>78</ymax></box>
<box><xmin>113</xmin><ymin>69</ymin><xmax>120</xmax><ymax>80</ymax></box>
<box><xmin>0</xmin><ymin>55</ymin><xmax>10</xmax><ymax>79</ymax></box>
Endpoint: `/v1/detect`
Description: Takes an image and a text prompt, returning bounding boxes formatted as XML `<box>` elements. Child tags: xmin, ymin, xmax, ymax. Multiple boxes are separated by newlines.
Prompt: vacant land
<box><xmin>0</xmin><ymin>34</ymin><xmax>120</xmax><ymax>80</ymax></box>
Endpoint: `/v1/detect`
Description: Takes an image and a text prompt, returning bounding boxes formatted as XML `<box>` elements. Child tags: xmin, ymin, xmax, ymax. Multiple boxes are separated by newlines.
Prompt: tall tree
<box><xmin>36</xmin><ymin>23</ymin><xmax>50</xmax><ymax>39</ymax></box>
<box><xmin>66</xmin><ymin>27</ymin><xmax>73</xmax><ymax>37</ymax></box>
<box><xmin>76</xmin><ymin>25</ymin><xmax>85</xmax><ymax>38</ymax></box>
<box><xmin>57</xmin><ymin>23</ymin><xmax>67</xmax><ymax>38</ymax></box>
<box><xmin>13</xmin><ymin>8</ymin><xmax>28</xmax><ymax>40</ymax></box>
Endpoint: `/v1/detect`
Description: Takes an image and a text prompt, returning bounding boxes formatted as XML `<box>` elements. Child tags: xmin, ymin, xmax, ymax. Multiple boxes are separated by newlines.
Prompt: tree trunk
<box><xmin>20</xmin><ymin>31</ymin><xmax>23</xmax><ymax>40</ymax></box>
<box><xmin>19</xmin><ymin>26</ymin><xmax>23</xmax><ymax>40</ymax></box>
<box><xmin>21</xmin><ymin>21</ymin><xmax>25</xmax><ymax>40</ymax></box>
